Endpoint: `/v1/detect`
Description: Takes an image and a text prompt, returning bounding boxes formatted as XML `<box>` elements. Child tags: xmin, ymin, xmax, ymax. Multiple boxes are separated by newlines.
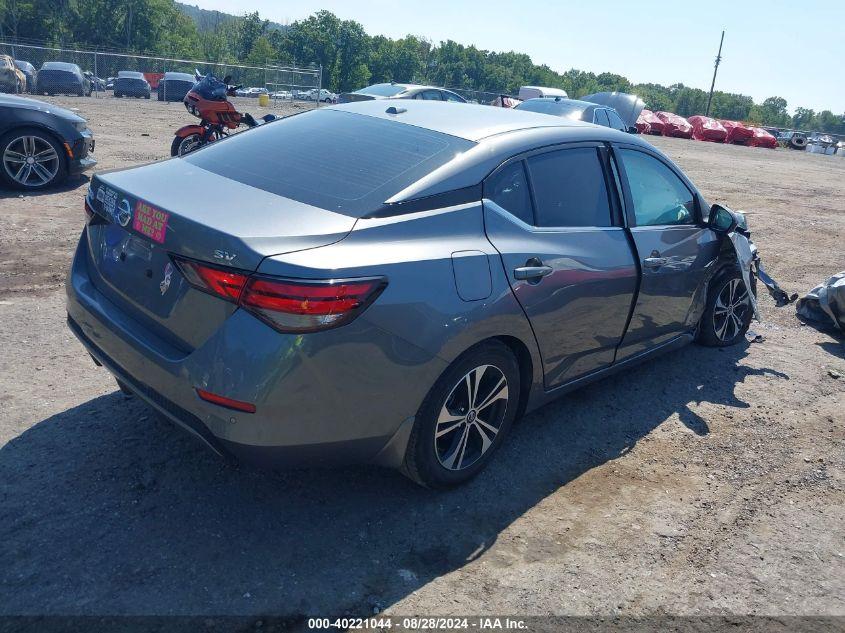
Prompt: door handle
<box><xmin>514</xmin><ymin>265</ymin><xmax>553</xmax><ymax>281</ymax></box>
<box><xmin>643</xmin><ymin>256</ymin><xmax>667</xmax><ymax>269</ymax></box>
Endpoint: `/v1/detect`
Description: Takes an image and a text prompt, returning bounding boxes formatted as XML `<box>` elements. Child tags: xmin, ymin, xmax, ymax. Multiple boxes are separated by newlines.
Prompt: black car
<box><xmin>0</xmin><ymin>94</ymin><xmax>96</xmax><ymax>190</ymax></box>
<box><xmin>515</xmin><ymin>97</ymin><xmax>629</xmax><ymax>132</ymax></box>
<box><xmin>35</xmin><ymin>61</ymin><xmax>92</xmax><ymax>96</ymax></box>
<box><xmin>113</xmin><ymin>71</ymin><xmax>150</xmax><ymax>98</ymax></box>
<box><xmin>157</xmin><ymin>71</ymin><xmax>195</xmax><ymax>102</ymax></box>
<box><xmin>14</xmin><ymin>60</ymin><xmax>36</xmax><ymax>93</ymax></box>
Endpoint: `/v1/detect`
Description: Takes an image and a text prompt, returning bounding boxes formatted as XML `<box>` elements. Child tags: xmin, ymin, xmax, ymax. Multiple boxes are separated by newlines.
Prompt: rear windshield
<box><xmin>517</xmin><ymin>100</ymin><xmax>585</xmax><ymax>119</ymax></box>
<box><xmin>358</xmin><ymin>84</ymin><xmax>407</xmax><ymax>97</ymax></box>
<box><xmin>42</xmin><ymin>62</ymin><xmax>78</xmax><ymax>72</ymax></box>
<box><xmin>184</xmin><ymin>109</ymin><xmax>475</xmax><ymax>216</ymax></box>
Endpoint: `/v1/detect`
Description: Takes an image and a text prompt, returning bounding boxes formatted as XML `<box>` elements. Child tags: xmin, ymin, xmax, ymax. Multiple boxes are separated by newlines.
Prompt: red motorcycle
<box><xmin>171</xmin><ymin>72</ymin><xmax>276</xmax><ymax>157</ymax></box>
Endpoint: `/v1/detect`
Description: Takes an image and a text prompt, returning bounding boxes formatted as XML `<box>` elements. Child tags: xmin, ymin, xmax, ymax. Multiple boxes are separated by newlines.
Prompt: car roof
<box><xmin>117</xmin><ymin>71</ymin><xmax>144</xmax><ymax>78</ymax></box>
<box><xmin>41</xmin><ymin>61</ymin><xmax>79</xmax><ymax>71</ymax></box>
<box><xmin>163</xmin><ymin>72</ymin><xmax>194</xmax><ymax>80</ymax></box>
<box><xmin>319</xmin><ymin>101</ymin><xmax>652</xmax><ymax>205</ymax></box>
<box><xmin>521</xmin><ymin>97</ymin><xmax>597</xmax><ymax>110</ymax></box>
<box><xmin>356</xmin><ymin>82</ymin><xmax>446</xmax><ymax>94</ymax></box>
<box><xmin>326</xmin><ymin>99</ymin><xmax>595</xmax><ymax>142</ymax></box>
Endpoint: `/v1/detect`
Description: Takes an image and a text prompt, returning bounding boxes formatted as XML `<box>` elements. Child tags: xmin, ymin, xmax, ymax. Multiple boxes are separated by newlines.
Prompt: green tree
<box><xmin>792</xmin><ymin>107</ymin><xmax>815</xmax><ymax>129</ymax></box>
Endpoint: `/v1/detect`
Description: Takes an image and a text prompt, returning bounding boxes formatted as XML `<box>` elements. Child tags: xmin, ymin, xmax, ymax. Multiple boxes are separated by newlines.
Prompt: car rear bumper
<box><xmin>65</xmin><ymin>233</ymin><xmax>446</xmax><ymax>468</ymax></box>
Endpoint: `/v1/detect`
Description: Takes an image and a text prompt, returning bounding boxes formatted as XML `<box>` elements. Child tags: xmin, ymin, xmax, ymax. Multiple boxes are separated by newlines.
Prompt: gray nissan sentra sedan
<box><xmin>67</xmin><ymin>100</ymin><xmax>753</xmax><ymax>488</ymax></box>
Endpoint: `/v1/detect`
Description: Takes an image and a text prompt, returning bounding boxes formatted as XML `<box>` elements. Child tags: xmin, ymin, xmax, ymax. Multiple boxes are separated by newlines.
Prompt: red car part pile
<box><xmin>688</xmin><ymin>115</ymin><xmax>728</xmax><ymax>142</ymax></box>
<box><xmin>719</xmin><ymin>120</ymin><xmax>755</xmax><ymax>145</ymax></box>
<box><xmin>748</xmin><ymin>127</ymin><xmax>778</xmax><ymax>149</ymax></box>
<box><xmin>655</xmin><ymin>111</ymin><xmax>693</xmax><ymax>139</ymax></box>
<box><xmin>636</xmin><ymin>109</ymin><xmax>664</xmax><ymax>135</ymax></box>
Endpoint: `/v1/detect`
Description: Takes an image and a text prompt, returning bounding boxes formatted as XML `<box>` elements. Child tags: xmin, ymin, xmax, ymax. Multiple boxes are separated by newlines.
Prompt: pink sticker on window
<box><xmin>132</xmin><ymin>201</ymin><xmax>169</xmax><ymax>244</ymax></box>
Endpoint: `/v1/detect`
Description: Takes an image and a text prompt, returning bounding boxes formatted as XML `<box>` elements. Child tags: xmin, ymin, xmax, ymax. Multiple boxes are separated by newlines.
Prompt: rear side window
<box><xmin>184</xmin><ymin>109</ymin><xmax>475</xmax><ymax>217</ymax></box>
<box><xmin>618</xmin><ymin>149</ymin><xmax>695</xmax><ymax>226</ymax></box>
<box><xmin>593</xmin><ymin>109</ymin><xmax>610</xmax><ymax>127</ymax></box>
<box><xmin>607</xmin><ymin>110</ymin><xmax>627</xmax><ymax>131</ymax></box>
<box><xmin>486</xmin><ymin>161</ymin><xmax>533</xmax><ymax>225</ymax></box>
<box><xmin>526</xmin><ymin>148</ymin><xmax>612</xmax><ymax>227</ymax></box>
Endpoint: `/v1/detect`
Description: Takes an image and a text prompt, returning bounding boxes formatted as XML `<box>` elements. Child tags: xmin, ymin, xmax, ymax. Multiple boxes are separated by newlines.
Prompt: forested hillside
<box><xmin>0</xmin><ymin>0</ymin><xmax>841</xmax><ymax>131</ymax></box>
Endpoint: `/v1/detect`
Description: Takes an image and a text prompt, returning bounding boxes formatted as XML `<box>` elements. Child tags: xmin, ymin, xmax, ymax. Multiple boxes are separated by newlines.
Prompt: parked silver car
<box><xmin>516</xmin><ymin>97</ymin><xmax>629</xmax><ymax>132</ymax></box>
<box><xmin>67</xmin><ymin>101</ymin><xmax>754</xmax><ymax>487</ymax></box>
<box><xmin>338</xmin><ymin>82</ymin><xmax>467</xmax><ymax>103</ymax></box>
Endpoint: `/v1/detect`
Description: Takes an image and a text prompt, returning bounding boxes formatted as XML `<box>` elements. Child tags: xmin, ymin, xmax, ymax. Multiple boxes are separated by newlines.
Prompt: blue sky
<box><xmin>191</xmin><ymin>0</ymin><xmax>844</xmax><ymax>113</ymax></box>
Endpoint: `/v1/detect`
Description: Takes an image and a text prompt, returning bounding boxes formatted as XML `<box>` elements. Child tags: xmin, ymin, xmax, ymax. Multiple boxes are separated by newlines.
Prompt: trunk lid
<box><xmin>84</xmin><ymin>159</ymin><xmax>356</xmax><ymax>350</ymax></box>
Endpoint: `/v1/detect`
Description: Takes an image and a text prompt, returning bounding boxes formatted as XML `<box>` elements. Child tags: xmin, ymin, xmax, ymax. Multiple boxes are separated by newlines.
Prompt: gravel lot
<box><xmin>0</xmin><ymin>95</ymin><xmax>843</xmax><ymax>622</ymax></box>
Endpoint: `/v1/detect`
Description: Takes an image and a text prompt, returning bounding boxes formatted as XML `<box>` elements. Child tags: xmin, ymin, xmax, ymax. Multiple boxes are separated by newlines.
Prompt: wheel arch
<box><xmin>0</xmin><ymin>124</ymin><xmax>71</xmax><ymax>172</ymax></box>
<box><xmin>490</xmin><ymin>335</ymin><xmax>534</xmax><ymax>421</ymax></box>
<box><xmin>436</xmin><ymin>334</ymin><xmax>537</xmax><ymax>425</ymax></box>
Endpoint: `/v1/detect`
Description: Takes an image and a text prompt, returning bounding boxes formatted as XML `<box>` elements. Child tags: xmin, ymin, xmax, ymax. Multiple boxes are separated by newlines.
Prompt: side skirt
<box><xmin>526</xmin><ymin>332</ymin><xmax>694</xmax><ymax>412</ymax></box>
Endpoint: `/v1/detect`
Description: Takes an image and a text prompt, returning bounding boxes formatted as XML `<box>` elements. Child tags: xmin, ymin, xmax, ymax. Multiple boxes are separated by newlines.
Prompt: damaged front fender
<box><xmin>721</xmin><ymin>209</ymin><xmax>797</xmax><ymax>320</ymax></box>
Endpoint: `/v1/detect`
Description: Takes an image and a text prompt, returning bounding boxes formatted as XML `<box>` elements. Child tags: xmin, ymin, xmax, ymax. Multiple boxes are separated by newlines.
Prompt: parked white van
<box><xmin>518</xmin><ymin>85</ymin><xmax>569</xmax><ymax>100</ymax></box>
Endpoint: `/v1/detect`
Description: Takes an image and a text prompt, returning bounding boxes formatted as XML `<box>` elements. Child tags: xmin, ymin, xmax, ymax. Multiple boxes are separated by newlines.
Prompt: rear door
<box><xmin>483</xmin><ymin>143</ymin><xmax>639</xmax><ymax>389</ymax></box>
<box><xmin>612</xmin><ymin>145</ymin><xmax>720</xmax><ymax>360</ymax></box>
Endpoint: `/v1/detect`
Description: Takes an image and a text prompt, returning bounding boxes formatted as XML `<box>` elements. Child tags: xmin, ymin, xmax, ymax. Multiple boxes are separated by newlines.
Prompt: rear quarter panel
<box><xmin>257</xmin><ymin>203</ymin><xmax>544</xmax><ymax>401</ymax></box>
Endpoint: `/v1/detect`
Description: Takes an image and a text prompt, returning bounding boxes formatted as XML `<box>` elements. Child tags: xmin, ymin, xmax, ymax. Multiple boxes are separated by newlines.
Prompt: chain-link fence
<box><xmin>0</xmin><ymin>41</ymin><xmax>321</xmax><ymax>106</ymax></box>
<box><xmin>449</xmin><ymin>87</ymin><xmax>514</xmax><ymax>105</ymax></box>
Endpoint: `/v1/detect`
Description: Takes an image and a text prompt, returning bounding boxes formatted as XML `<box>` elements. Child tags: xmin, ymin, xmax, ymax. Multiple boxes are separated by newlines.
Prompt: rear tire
<box><xmin>403</xmin><ymin>341</ymin><xmax>520</xmax><ymax>488</ymax></box>
<box><xmin>697</xmin><ymin>267</ymin><xmax>755</xmax><ymax>347</ymax></box>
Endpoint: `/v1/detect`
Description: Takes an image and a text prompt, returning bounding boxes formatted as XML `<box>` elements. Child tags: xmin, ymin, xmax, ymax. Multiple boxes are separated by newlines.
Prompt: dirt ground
<box><xmin>0</xmin><ymin>95</ymin><xmax>843</xmax><ymax>622</ymax></box>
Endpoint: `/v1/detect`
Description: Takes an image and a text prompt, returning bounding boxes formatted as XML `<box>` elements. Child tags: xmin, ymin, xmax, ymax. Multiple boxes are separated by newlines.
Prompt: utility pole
<box><xmin>705</xmin><ymin>30</ymin><xmax>725</xmax><ymax>117</ymax></box>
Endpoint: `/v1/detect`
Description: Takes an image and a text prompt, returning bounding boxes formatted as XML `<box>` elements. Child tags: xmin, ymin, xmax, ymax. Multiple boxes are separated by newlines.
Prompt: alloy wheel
<box><xmin>435</xmin><ymin>364</ymin><xmax>509</xmax><ymax>471</ymax></box>
<box><xmin>713</xmin><ymin>278</ymin><xmax>750</xmax><ymax>342</ymax></box>
<box><xmin>2</xmin><ymin>135</ymin><xmax>60</xmax><ymax>188</ymax></box>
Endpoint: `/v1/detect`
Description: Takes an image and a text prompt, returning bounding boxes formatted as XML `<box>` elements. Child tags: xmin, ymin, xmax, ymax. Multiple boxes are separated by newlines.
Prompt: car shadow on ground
<box><xmin>0</xmin><ymin>342</ymin><xmax>788</xmax><ymax>617</ymax></box>
<box><xmin>0</xmin><ymin>174</ymin><xmax>88</xmax><ymax>199</ymax></box>
<box><xmin>817</xmin><ymin>339</ymin><xmax>845</xmax><ymax>360</ymax></box>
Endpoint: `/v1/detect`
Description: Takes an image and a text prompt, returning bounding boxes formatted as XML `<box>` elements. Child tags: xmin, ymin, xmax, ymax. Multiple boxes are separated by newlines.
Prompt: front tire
<box><xmin>697</xmin><ymin>267</ymin><xmax>755</xmax><ymax>347</ymax></box>
<box><xmin>403</xmin><ymin>341</ymin><xmax>520</xmax><ymax>488</ymax></box>
<box><xmin>0</xmin><ymin>128</ymin><xmax>66</xmax><ymax>190</ymax></box>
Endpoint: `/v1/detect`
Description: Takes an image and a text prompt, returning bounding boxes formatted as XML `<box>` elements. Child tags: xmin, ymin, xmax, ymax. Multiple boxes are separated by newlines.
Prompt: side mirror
<box><xmin>708</xmin><ymin>204</ymin><xmax>737</xmax><ymax>233</ymax></box>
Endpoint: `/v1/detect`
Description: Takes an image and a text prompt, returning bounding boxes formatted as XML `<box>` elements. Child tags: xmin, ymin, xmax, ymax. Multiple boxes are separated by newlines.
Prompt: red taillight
<box><xmin>172</xmin><ymin>256</ymin><xmax>386</xmax><ymax>333</ymax></box>
<box><xmin>196</xmin><ymin>388</ymin><xmax>256</xmax><ymax>413</ymax></box>
<box><xmin>241</xmin><ymin>276</ymin><xmax>386</xmax><ymax>332</ymax></box>
<box><xmin>175</xmin><ymin>258</ymin><xmax>248</xmax><ymax>301</ymax></box>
